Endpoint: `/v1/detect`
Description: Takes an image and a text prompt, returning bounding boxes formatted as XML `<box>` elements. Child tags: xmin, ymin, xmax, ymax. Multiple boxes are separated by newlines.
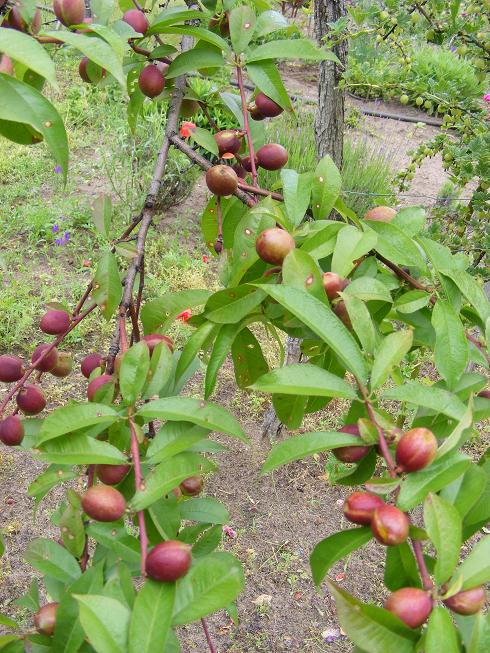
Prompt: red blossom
<box><xmin>179</xmin><ymin>121</ymin><xmax>196</xmax><ymax>138</ymax></box>
<box><xmin>202</xmin><ymin>255</ymin><xmax>209</xmax><ymax>263</ymax></box>
<box><xmin>176</xmin><ymin>309</ymin><xmax>192</xmax><ymax>323</ymax></box>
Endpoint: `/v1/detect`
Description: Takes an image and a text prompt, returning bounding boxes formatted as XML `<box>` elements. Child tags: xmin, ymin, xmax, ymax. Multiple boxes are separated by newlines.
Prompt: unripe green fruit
<box><xmin>40</xmin><ymin>309</ymin><xmax>70</xmax><ymax>335</ymax></box>
<box><xmin>371</xmin><ymin>504</ymin><xmax>409</xmax><ymax>545</ymax></box>
<box><xmin>95</xmin><ymin>464</ymin><xmax>131</xmax><ymax>485</ymax></box>
<box><xmin>138</xmin><ymin>65</ymin><xmax>165</xmax><ymax>98</ymax></box>
<box><xmin>343</xmin><ymin>492</ymin><xmax>384</xmax><ymax>525</ymax></box>
<box><xmin>322</xmin><ymin>272</ymin><xmax>350</xmax><ymax>301</ymax></box>
<box><xmin>205</xmin><ymin>165</ymin><xmax>238</xmax><ymax>196</ymax></box>
<box><xmin>16</xmin><ymin>384</ymin><xmax>46</xmax><ymax>415</ymax></box>
<box><xmin>146</xmin><ymin>540</ymin><xmax>192</xmax><ymax>582</ymax></box>
<box><xmin>87</xmin><ymin>374</ymin><xmax>114</xmax><ymax>402</ymax></box>
<box><xmin>0</xmin><ymin>415</ymin><xmax>24</xmax><ymax>446</ymax></box>
<box><xmin>53</xmin><ymin>0</ymin><xmax>85</xmax><ymax>27</ymax></box>
<box><xmin>256</xmin><ymin>144</ymin><xmax>288</xmax><ymax>171</ymax></box>
<box><xmin>424</xmin><ymin>100</ymin><xmax>432</xmax><ymax>110</ymax></box>
<box><xmin>400</xmin><ymin>94</ymin><xmax>409</xmax><ymax>105</ymax></box>
<box><xmin>364</xmin><ymin>206</ymin><xmax>396</xmax><ymax>223</ymax></box>
<box><xmin>81</xmin><ymin>352</ymin><xmax>104</xmax><ymax>378</ymax></box>
<box><xmin>122</xmin><ymin>9</ymin><xmax>149</xmax><ymax>34</ymax></box>
<box><xmin>396</xmin><ymin>428</ymin><xmax>437</xmax><ymax>472</ymax></box>
<box><xmin>32</xmin><ymin>344</ymin><xmax>58</xmax><ymax>373</ymax></box>
<box><xmin>51</xmin><ymin>352</ymin><xmax>73</xmax><ymax>378</ymax></box>
<box><xmin>385</xmin><ymin>588</ymin><xmax>432</xmax><ymax>628</ymax></box>
<box><xmin>333</xmin><ymin>424</ymin><xmax>371</xmax><ymax>463</ymax></box>
<box><xmin>34</xmin><ymin>602</ymin><xmax>59</xmax><ymax>636</ymax></box>
<box><xmin>142</xmin><ymin>334</ymin><xmax>174</xmax><ymax>354</ymax></box>
<box><xmin>214</xmin><ymin>130</ymin><xmax>241</xmax><ymax>156</ymax></box>
<box><xmin>255</xmin><ymin>92</ymin><xmax>283</xmax><ymax>118</ymax></box>
<box><xmin>415</xmin><ymin>96</ymin><xmax>424</xmax><ymax>106</ymax></box>
<box><xmin>379</xmin><ymin>10</ymin><xmax>389</xmax><ymax>20</ymax></box>
<box><xmin>180</xmin><ymin>475</ymin><xmax>203</xmax><ymax>496</ymax></box>
<box><xmin>255</xmin><ymin>228</ymin><xmax>295</xmax><ymax>265</ymax></box>
<box><xmin>443</xmin><ymin>586</ymin><xmax>486</xmax><ymax>615</ymax></box>
<box><xmin>81</xmin><ymin>484</ymin><xmax>126</xmax><ymax>521</ymax></box>
<box><xmin>0</xmin><ymin>355</ymin><xmax>24</xmax><ymax>382</ymax></box>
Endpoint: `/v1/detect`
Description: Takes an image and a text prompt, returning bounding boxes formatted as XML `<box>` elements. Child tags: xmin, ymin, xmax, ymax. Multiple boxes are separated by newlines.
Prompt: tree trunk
<box><xmin>314</xmin><ymin>0</ymin><xmax>348</xmax><ymax>168</ymax></box>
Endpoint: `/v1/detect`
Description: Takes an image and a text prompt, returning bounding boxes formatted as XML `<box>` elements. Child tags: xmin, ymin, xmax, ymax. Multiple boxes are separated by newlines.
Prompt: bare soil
<box><xmin>0</xmin><ymin>69</ymin><xmax>474</xmax><ymax>653</ymax></box>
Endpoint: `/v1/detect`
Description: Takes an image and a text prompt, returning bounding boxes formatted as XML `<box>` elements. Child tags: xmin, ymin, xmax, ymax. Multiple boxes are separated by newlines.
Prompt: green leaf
<box><xmin>0</xmin><ymin>75</ymin><xmax>68</xmax><ymax>179</ymax></box>
<box><xmin>392</xmin><ymin>207</ymin><xmax>426</xmax><ymax>236</ymax></box>
<box><xmin>397</xmin><ymin>451</ymin><xmax>471</xmax><ymax>511</ymax></box>
<box><xmin>128</xmin><ymin>581</ymin><xmax>175</xmax><ymax>653</ymax></box>
<box><xmin>311</xmin><ymin>155</ymin><xmax>342</xmax><ymax>220</ymax></box>
<box><xmin>456</xmin><ymin>536</ymin><xmax>490</xmax><ymax>590</ymax></box>
<box><xmin>246</xmin><ymin>61</ymin><xmax>292</xmax><ymax>111</ymax></box>
<box><xmin>142</xmin><ymin>341</ymin><xmax>173</xmax><ymax>400</ymax></box>
<box><xmin>28</xmin><ymin>465</ymin><xmax>78</xmax><ymax>506</ymax></box>
<box><xmin>175</xmin><ymin>322</ymin><xmax>216</xmax><ymax>384</ymax></box>
<box><xmin>343</xmin><ymin>295</ymin><xmax>377</xmax><ymax>354</ymax></box>
<box><xmin>246</xmin><ymin>39</ymin><xmax>337</xmax><ymax>63</ymax></box>
<box><xmin>282</xmin><ymin>249</ymin><xmax>325</xmax><ymax>301</ymax></box>
<box><xmin>367</xmin><ymin>221</ymin><xmax>428</xmax><ymax>270</ymax></box>
<box><xmin>436</xmin><ymin>400</ymin><xmax>473</xmax><ymax>459</ymax></box>
<box><xmin>344</xmin><ymin>277</ymin><xmax>393</xmax><ymax>303</ymax></box>
<box><xmin>310</xmin><ymin>528</ymin><xmax>372</xmax><ymax>585</ymax></box>
<box><xmin>131</xmin><ymin>453</ymin><xmax>216</xmax><ymax>511</ymax></box>
<box><xmin>229</xmin><ymin>4</ymin><xmax>256</xmax><ymax>53</ymax></box>
<box><xmin>205</xmin><ymin>323</ymin><xmax>243</xmax><ymax>399</ymax></box>
<box><xmin>37</xmin><ymin>433</ymin><xmax>128</xmax><ymax>465</ymax></box>
<box><xmin>92</xmin><ymin>251</ymin><xmax>122</xmax><ymax>321</ymax></box>
<box><xmin>262</xmin><ymin>430</ymin><xmax>368</xmax><ymax>473</ymax></box>
<box><xmin>205</xmin><ymin>286</ymin><xmax>266</xmax><ymax>324</ymax></box>
<box><xmin>14</xmin><ymin>579</ymin><xmax>39</xmax><ymax>612</ymax></box>
<box><xmin>370</xmin><ymin>330</ymin><xmax>413</xmax><ymax>390</ymax></box>
<box><xmin>24</xmin><ymin>539</ymin><xmax>81</xmax><ymax>584</ymax></box>
<box><xmin>0</xmin><ymin>614</ymin><xmax>17</xmax><ymax>629</ymax></box>
<box><xmin>254</xmin><ymin>9</ymin><xmax>289</xmax><ymax>38</ymax></box>
<box><xmin>425</xmin><ymin>607</ymin><xmax>460</xmax><ymax>653</ymax></box>
<box><xmin>138</xmin><ymin>396</ymin><xmax>247</xmax><ymax>442</ymax></box>
<box><xmin>141</xmin><ymin>290</ymin><xmax>210</xmax><ymax>333</ymax></box>
<box><xmin>149</xmin><ymin>9</ymin><xmax>204</xmax><ymax>32</ymax></box>
<box><xmin>166</xmin><ymin>45</ymin><xmax>224</xmax><ymax>79</ymax></box>
<box><xmin>258</xmin><ymin>285</ymin><xmax>368</xmax><ymax>382</ymax></box>
<box><xmin>324</xmin><ymin>579</ymin><xmax>418</xmax><ymax>653</ymax></box>
<box><xmin>281</xmin><ymin>169</ymin><xmax>313</xmax><ymax>228</ymax></box>
<box><xmin>0</xmin><ymin>29</ymin><xmax>56</xmax><ymax>86</ymax></box>
<box><xmin>439</xmin><ymin>268</ymin><xmax>490</xmax><ymax>325</ymax></box>
<box><xmin>92</xmin><ymin>194</ymin><xmax>112</xmax><ymax>239</ymax></box>
<box><xmin>191</xmin><ymin>126</ymin><xmax>218</xmax><ymax>156</ymax></box>
<box><xmin>272</xmin><ymin>392</ymin><xmax>307</xmax><ymax>430</ymax></box>
<box><xmin>147</xmin><ymin>421</ymin><xmax>210</xmax><ymax>464</ymax></box>
<box><xmin>440</xmin><ymin>465</ymin><xmax>486</xmax><ymax>519</ymax></box>
<box><xmin>120</xmin><ymin>341</ymin><xmax>150</xmax><ymax>405</ymax></box>
<box><xmin>394</xmin><ymin>290</ymin><xmax>430</xmax><ymax>314</ymax></box>
<box><xmin>231</xmin><ymin>326</ymin><xmax>268</xmax><ymax>388</ymax></box>
<box><xmin>179</xmin><ymin>498</ymin><xmax>229</xmax><ymax>524</ymax></box>
<box><xmin>87</xmin><ymin>522</ymin><xmax>140</xmax><ymax>569</ymax></box>
<box><xmin>383</xmin><ymin>382</ymin><xmax>467</xmax><ymax>420</ymax></box>
<box><xmin>300</xmin><ymin>220</ymin><xmax>344</xmax><ymax>259</ymax></box>
<box><xmin>424</xmin><ymin>493</ymin><xmax>462</xmax><ymax>584</ymax></box>
<box><xmin>384</xmin><ymin>543</ymin><xmax>421</xmax><ymax>591</ymax></box>
<box><xmin>155</xmin><ymin>25</ymin><xmax>229</xmax><ymax>52</ymax></box>
<box><xmin>432</xmin><ymin>300</ymin><xmax>468</xmax><ymax>389</ymax></box>
<box><xmin>172</xmin><ymin>553</ymin><xmax>244</xmax><ymax>625</ymax></box>
<box><xmin>251</xmin><ymin>363</ymin><xmax>355</xmax><ymax>398</ymax></box>
<box><xmin>332</xmin><ymin>227</ymin><xmax>378</xmax><ymax>278</ymax></box>
<box><xmin>38</xmin><ymin>403</ymin><xmax>118</xmax><ymax>444</ymax></box>
<box><xmin>333</xmin><ymin>448</ymin><xmax>378</xmax><ymax>487</ymax></box>
<box><xmin>75</xmin><ymin>595</ymin><xmax>130</xmax><ymax>653</ymax></box>
<box><xmin>41</xmin><ymin>31</ymin><xmax>125</xmax><ymax>86</ymax></box>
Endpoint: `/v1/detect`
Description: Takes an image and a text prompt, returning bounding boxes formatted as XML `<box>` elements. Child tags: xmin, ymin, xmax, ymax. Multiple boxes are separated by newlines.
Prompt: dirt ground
<box><xmin>0</xmin><ymin>67</ymin><xmax>469</xmax><ymax>652</ymax></box>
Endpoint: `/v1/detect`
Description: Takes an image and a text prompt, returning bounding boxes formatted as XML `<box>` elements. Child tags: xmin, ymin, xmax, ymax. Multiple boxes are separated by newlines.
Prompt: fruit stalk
<box><xmin>0</xmin><ymin>304</ymin><xmax>96</xmax><ymax>417</ymax></box>
<box><xmin>357</xmin><ymin>382</ymin><xmax>397</xmax><ymax>477</ymax></box>
<box><xmin>412</xmin><ymin>539</ymin><xmax>433</xmax><ymax>591</ymax></box>
<box><xmin>129</xmin><ymin>413</ymin><xmax>149</xmax><ymax>576</ymax></box>
<box><xmin>236</xmin><ymin>64</ymin><xmax>258</xmax><ymax>187</ymax></box>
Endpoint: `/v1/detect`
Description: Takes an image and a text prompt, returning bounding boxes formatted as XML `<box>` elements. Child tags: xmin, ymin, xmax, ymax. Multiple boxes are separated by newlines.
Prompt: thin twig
<box><xmin>201</xmin><ymin>618</ymin><xmax>218</xmax><ymax>653</ymax></box>
<box><xmin>357</xmin><ymin>381</ymin><xmax>397</xmax><ymax>477</ymax></box>
<box><xmin>412</xmin><ymin>539</ymin><xmax>433</xmax><ymax>591</ymax></box>
<box><xmin>236</xmin><ymin>65</ymin><xmax>258</xmax><ymax>187</ymax></box>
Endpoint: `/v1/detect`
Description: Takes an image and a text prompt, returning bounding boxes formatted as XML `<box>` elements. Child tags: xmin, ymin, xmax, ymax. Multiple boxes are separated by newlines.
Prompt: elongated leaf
<box><xmin>0</xmin><ymin>75</ymin><xmax>68</xmax><ymax>179</ymax></box>
<box><xmin>172</xmin><ymin>553</ymin><xmax>244</xmax><ymax>625</ymax></box>
<box><xmin>344</xmin><ymin>277</ymin><xmax>393</xmax><ymax>304</ymax></box>
<box><xmin>311</xmin><ymin>155</ymin><xmax>342</xmax><ymax>220</ymax></box>
<box><xmin>92</xmin><ymin>194</ymin><xmax>112</xmax><ymax>239</ymax></box>
<box><xmin>439</xmin><ymin>268</ymin><xmax>490</xmax><ymax>325</ymax></box>
<box><xmin>141</xmin><ymin>290</ymin><xmax>210</xmax><ymax>333</ymax></box>
<box><xmin>120</xmin><ymin>341</ymin><xmax>150</xmax><ymax>404</ymax></box>
<box><xmin>440</xmin><ymin>465</ymin><xmax>486</xmax><ymax>519</ymax></box>
<box><xmin>383</xmin><ymin>382</ymin><xmax>466</xmax><ymax>420</ymax></box>
<box><xmin>229</xmin><ymin>4</ymin><xmax>255</xmax><ymax>53</ymax></box>
<box><xmin>156</xmin><ymin>25</ymin><xmax>229</xmax><ymax>52</ymax></box>
<box><xmin>425</xmin><ymin>607</ymin><xmax>460</xmax><ymax>653</ymax></box>
<box><xmin>0</xmin><ymin>29</ymin><xmax>56</xmax><ymax>86</ymax></box>
<box><xmin>179</xmin><ymin>498</ymin><xmax>229</xmax><ymax>524</ymax></box>
<box><xmin>37</xmin><ymin>433</ymin><xmax>128</xmax><ymax>465</ymax></box>
<box><xmin>251</xmin><ymin>363</ymin><xmax>355</xmax><ymax>398</ymax></box>
<box><xmin>397</xmin><ymin>451</ymin><xmax>471</xmax><ymax>511</ymax></box>
<box><xmin>280</xmin><ymin>169</ymin><xmax>313</xmax><ymax>228</ymax></box>
<box><xmin>191</xmin><ymin>126</ymin><xmax>218</xmax><ymax>156</ymax></box>
<box><xmin>457</xmin><ymin>537</ymin><xmax>490</xmax><ymax>590</ymax></box>
<box><xmin>436</xmin><ymin>400</ymin><xmax>473</xmax><ymax>459</ymax></box>
<box><xmin>432</xmin><ymin>300</ymin><xmax>468</xmax><ymax>389</ymax></box>
<box><xmin>343</xmin><ymin>295</ymin><xmax>377</xmax><ymax>354</ymax></box>
<box><xmin>282</xmin><ymin>249</ymin><xmax>325</xmax><ymax>301</ymax></box>
<box><xmin>147</xmin><ymin>421</ymin><xmax>210</xmax><ymax>464</ymax></box>
<box><xmin>87</xmin><ymin>523</ymin><xmax>140</xmax><ymax>569</ymax></box>
<box><xmin>128</xmin><ymin>581</ymin><xmax>175</xmax><ymax>653</ymax></box>
<box><xmin>142</xmin><ymin>341</ymin><xmax>173</xmax><ymax>400</ymax></box>
<box><xmin>424</xmin><ymin>493</ymin><xmax>462</xmax><ymax>584</ymax></box>
<box><xmin>75</xmin><ymin>595</ymin><xmax>130</xmax><ymax>653</ymax></box>
<box><xmin>131</xmin><ymin>453</ymin><xmax>216</xmax><ymax>511</ymax></box>
<box><xmin>324</xmin><ymin>580</ymin><xmax>418</xmax><ymax>653</ymax></box>
<box><xmin>300</xmin><ymin>220</ymin><xmax>344</xmax><ymax>258</ymax></box>
<box><xmin>149</xmin><ymin>9</ymin><xmax>204</xmax><ymax>32</ymax></box>
<box><xmin>166</xmin><ymin>46</ymin><xmax>224</xmax><ymax>79</ymax></box>
<box><xmin>262</xmin><ymin>430</ymin><xmax>367</xmax><ymax>473</ymax></box>
<box><xmin>205</xmin><ymin>286</ymin><xmax>266</xmax><ymax>324</ymax></box>
<box><xmin>258</xmin><ymin>285</ymin><xmax>368</xmax><ymax>382</ymax></box>
<box><xmin>384</xmin><ymin>543</ymin><xmax>421</xmax><ymax>591</ymax></box>
<box><xmin>367</xmin><ymin>221</ymin><xmax>427</xmax><ymax>270</ymax></box>
<box><xmin>272</xmin><ymin>392</ymin><xmax>307</xmax><ymax>430</ymax></box>
<box><xmin>332</xmin><ymin>227</ymin><xmax>378</xmax><ymax>278</ymax></box>
<box><xmin>28</xmin><ymin>466</ymin><xmax>78</xmax><ymax>506</ymax></box>
<box><xmin>25</xmin><ymin>539</ymin><xmax>81</xmax><ymax>584</ymax></box>
<box><xmin>205</xmin><ymin>322</ymin><xmax>243</xmax><ymax>399</ymax></box>
<box><xmin>231</xmin><ymin>327</ymin><xmax>268</xmax><ymax>388</ymax></box>
<box><xmin>92</xmin><ymin>251</ymin><xmax>122</xmax><ymax>321</ymax></box>
<box><xmin>370</xmin><ymin>330</ymin><xmax>413</xmax><ymax>390</ymax></box>
<box><xmin>246</xmin><ymin>39</ymin><xmax>337</xmax><ymax>63</ymax></box>
<box><xmin>254</xmin><ymin>9</ymin><xmax>289</xmax><ymax>38</ymax></box>
<box><xmin>38</xmin><ymin>403</ymin><xmax>118</xmax><ymax>444</ymax></box>
<box><xmin>310</xmin><ymin>528</ymin><xmax>372</xmax><ymax>585</ymax></box>
<box><xmin>175</xmin><ymin>322</ymin><xmax>216</xmax><ymax>384</ymax></box>
<box><xmin>138</xmin><ymin>396</ymin><xmax>247</xmax><ymax>442</ymax></box>
<box><xmin>246</xmin><ymin>60</ymin><xmax>292</xmax><ymax>111</ymax></box>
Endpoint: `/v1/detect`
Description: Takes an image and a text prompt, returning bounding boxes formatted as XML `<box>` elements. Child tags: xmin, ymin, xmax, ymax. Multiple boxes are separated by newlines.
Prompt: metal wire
<box><xmin>340</xmin><ymin>189</ymin><xmax>475</xmax><ymax>201</ymax></box>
